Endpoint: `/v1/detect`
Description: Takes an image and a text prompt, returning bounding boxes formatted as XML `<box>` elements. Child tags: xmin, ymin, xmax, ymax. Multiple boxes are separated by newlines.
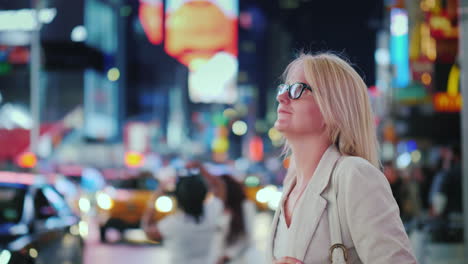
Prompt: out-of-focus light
<box><xmin>447</xmin><ymin>64</ymin><xmax>460</xmax><ymax>96</ymax></box>
<box><xmin>211</xmin><ymin>137</ymin><xmax>229</xmax><ymax>153</ymax></box>
<box><xmin>249</xmin><ymin>136</ymin><xmax>264</xmax><ymax>162</ymax></box>
<box><xmin>38</xmin><ymin>8</ymin><xmax>57</xmax><ymax>24</ymax></box>
<box><xmin>71</xmin><ymin>25</ymin><xmax>87</xmax><ymax>42</ymax></box>
<box><xmin>9</xmin><ymin>224</ymin><xmax>28</xmax><ymax>235</ymax></box>
<box><xmin>0</xmin><ymin>250</ymin><xmax>11</xmax><ymax>264</ymax></box>
<box><xmin>421</xmin><ymin>72</ymin><xmax>432</xmax><ymax>85</ymax></box>
<box><xmin>256</xmin><ymin>185</ymin><xmax>277</xmax><ymax>204</ymax></box>
<box><xmin>0</xmin><ymin>8</ymin><xmax>57</xmax><ymax>31</ymax></box>
<box><xmin>267</xmin><ymin>190</ymin><xmax>282</xmax><ymax>211</ymax></box>
<box><xmin>29</xmin><ymin>248</ymin><xmax>38</xmax><ymax>259</ymax></box>
<box><xmin>268</xmin><ymin>128</ymin><xmax>282</xmax><ymax>142</ymax></box>
<box><xmin>79</xmin><ymin>221</ymin><xmax>88</xmax><ymax>238</ymax></box>
<box><xmin>396</xmin><ymin>152</ymin><xmax>412</xmax><ymax>169</ymax></box>
<box><xmin>16</xmin><ymin>152</ymin><xmax>37</xmax><ymax>168</ymax></box>
<box><xmin>188</xmin><ymin>52</ymin><xmax>238</xmax><ymax>104</ymax></box>
<box><xmin>390</xmin><ymin>8</ymin><xmax>410</xmax><ymax>89</ymax></box>
<box><xmin>139</xmin><ymin>0</ymin><xmax>163</xmax><ymax>45</ymax></box>
<box><xmin>375</xmin><ymin>48</ymin><xmax>390</xmax><ymax>65</ymax></box>
<box><xmin>232</xmin><ymin>120</ymin><xmax>247</xmax><ymax>136</ymax></box>
<box><xmin>411</xmin><ymin>150</ymin><xmax>422</xmax><ymax>163</ymax></box>
<box><xmin>420</xmin><ymin>23</ymin><xmax>437</xmax><ymax>61</ymax></box>
<box><xmin>433</xmin><ymin>92</ymin><xmax>462</xmax><ymax>112</ymax></box>
<box><xmin>391</xmin><ymin>9</ymin><xmax>408</xmax><ymax>36</ymax></box>
<box><xmin>155</xmin><ymin>196</ymin><xmax>173</xmax><ymax>213</ymax></box>
<box><xmin>96</xmin><ymin>192</ymin><xmax>113</xmax><ymax>210</ymax></box>
<box><xmin>69</xmin><ymin>224</ymin><xmax>80</xmax><ymax>236</ymax></box>
<box><xmin>79</xmin><ymin>197</ymin><xmax>91</xmax><ymax>213</ymax></box>
<box><xmin>7</xmin><ymin>106</ymin><xmax>32</xmax><ymax>129</ymax></box>
<box><xmin>381</xmin><ymin>143</ymin><xmax>395</xmax><ymax>161</ymax></box>
<box><xmin>397</xmin><ymin>141</ymin><xmax>407</xmax><ymax>154</ymax></box>
<box><xmin>107</xmin><ymin>67</ymin><xmax>120</xmax><ymax>82</ymax></box>
<box><xmin>245</xmin><ymin>175</ymin><xmax>260</xmax><ymax>187</ymax></box>
<box><xmin>407</xmin><ymin>140</ymin><xmax>417</xmax><ymax>152</ymax></box>
<box><xmin>124</xmin><ymin>151</ymin><xmax>145</xmax><ymax>168</ymax></box>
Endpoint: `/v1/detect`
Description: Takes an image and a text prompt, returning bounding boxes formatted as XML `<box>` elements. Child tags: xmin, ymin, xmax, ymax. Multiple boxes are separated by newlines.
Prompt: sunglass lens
<box><xmin>290</xmin><ymin>83</ymin><xmax>304</xmax><ymax>99</ymax></box>
<box><xmin>277</xmin><ymin>84</ymin><xmax>288</xmax><ymax>95</ymax></box>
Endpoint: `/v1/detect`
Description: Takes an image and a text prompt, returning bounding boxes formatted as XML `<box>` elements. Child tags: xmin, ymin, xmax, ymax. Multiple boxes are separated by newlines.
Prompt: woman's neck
<box><xmin>288</xmin><ymin>134</ymin><xmax>331</xmax><ymax>189</ymax></box>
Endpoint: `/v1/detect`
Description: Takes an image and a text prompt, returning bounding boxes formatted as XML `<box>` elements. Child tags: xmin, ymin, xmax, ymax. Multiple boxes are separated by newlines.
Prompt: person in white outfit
<box><xmin>270</xmin><ymin>52</ymin><xmax>417</xmax><ymax>264</ymax></box>
<box><xmin>141</xmin><ymin>171</ymin><xmax>225</xmax><ymax>264</ymax></box>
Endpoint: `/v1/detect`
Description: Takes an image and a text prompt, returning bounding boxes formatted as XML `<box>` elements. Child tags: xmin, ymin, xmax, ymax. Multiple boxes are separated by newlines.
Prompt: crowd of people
<box><xmin>382</xmin><ymin>143</ymin><xmax>463</xmax><ymax>245</ymax></box>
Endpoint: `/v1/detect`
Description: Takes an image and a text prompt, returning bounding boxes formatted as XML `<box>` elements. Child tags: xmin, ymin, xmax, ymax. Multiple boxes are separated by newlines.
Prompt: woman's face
<box><xmin>274</xmin><ymin>62</ymin><xmax>326</xmax><ymax>137</ymax></box>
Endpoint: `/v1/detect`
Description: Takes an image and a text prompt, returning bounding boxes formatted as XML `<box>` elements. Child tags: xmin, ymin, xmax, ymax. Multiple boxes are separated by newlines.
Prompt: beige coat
<box><xmin>268</xmin><ymin>146</ymin><xmax>417</xmax><ymax>264</ymax></box>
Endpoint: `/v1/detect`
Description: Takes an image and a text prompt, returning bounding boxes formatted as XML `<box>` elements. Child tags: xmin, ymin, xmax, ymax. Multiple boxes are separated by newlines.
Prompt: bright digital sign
<box><xmin>165</xmin><ymin>0</ymin><xmax>239</xmax><ymax>104</ymax></box>
<box><xmin>139</xmin><ymin>0</ymin><xmax>163</xmax><ymax>45</ymax></box>
<box><xmin>390</xmin><ymin>8</ymin><xmax>410</xmax><ymax>89</ymax></box>
<box><xmin>165</xmin><ymin>0</ymin><xmax>238</xmax><ymax>68</ymax></box>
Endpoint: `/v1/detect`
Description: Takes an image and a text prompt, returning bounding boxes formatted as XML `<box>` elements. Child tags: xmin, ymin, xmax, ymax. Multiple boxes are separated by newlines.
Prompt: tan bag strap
<box><xmin>325</xmin><ymin>157</ymin><xmax>348</xmax><ymax>263</ymax></box>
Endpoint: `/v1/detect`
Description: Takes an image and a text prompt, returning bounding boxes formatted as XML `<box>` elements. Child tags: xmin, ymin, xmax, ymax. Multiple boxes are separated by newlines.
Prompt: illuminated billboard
<box><xmin>390</xmin><ymin>8</ymin><xmax>410</xmax><ymax>88</ymax></box>
<box><xmin>165</xmin><ymin>0</ymin><xmax>238</xmax><ymax>104</ymax></box>
<box><xmin>139</xmin><ymin>0</ymin><xmax>163</xmax><ymax>45</ymax></box>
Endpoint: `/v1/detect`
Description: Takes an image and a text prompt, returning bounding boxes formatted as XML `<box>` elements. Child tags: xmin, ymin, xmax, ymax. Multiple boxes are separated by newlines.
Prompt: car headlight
<box><xmin>0</xmin><ymin>249</ymin><xmax>11</xmax><ymax>264</ymax></box>
<box><xmin>155</xmin><ymin>196</ymin><xmax>173</xmax><ymax>213</ymax></box>
<box><xmin>255</xmin><ymin>185</ymin><xmax>276</xmax><ymax>203</ymax></box>
<box><xmin>96</xmin><ymin>192</ymin><xmax>113</xmax><ymax>210</ymax></box>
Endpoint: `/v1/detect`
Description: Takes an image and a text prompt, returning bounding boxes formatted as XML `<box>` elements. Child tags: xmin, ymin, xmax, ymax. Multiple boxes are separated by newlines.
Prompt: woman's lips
<box><xmin>278</xmin><ymin>109</ymin><xmax>292</xmax><ymax>115</ymax></box>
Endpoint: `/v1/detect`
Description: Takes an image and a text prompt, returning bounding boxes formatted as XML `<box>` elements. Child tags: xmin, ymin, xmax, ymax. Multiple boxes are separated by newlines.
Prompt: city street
<box><xmin>83</xmin><ymin>212</ymin><xmax>273</xmax><ymax>264</ymax></box>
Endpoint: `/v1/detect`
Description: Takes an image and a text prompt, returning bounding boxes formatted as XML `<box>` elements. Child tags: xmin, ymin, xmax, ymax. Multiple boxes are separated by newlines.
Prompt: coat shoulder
<box><xmin>336</xmin><ymin>156</ymin><xmax>388</xmax><ymax>189</ymax></box>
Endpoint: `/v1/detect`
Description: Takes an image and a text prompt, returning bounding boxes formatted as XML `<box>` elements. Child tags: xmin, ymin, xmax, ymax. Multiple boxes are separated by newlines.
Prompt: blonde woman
<box><xmin>269</xmin><ymin>53</ymin><xmax>417</xmax><ymax>264</ymax></box>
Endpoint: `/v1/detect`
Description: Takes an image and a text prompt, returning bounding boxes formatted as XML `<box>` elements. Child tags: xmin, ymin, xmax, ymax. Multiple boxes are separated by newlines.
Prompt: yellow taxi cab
<box><xmin>243</xmin><ymin>175</ymin><xmax>282</xmax><ymax>211</ymax></box>
<box><xmin>96</xmin><ymin>172</ymin><xmax>176</xmax><ymax>243</ymax></box>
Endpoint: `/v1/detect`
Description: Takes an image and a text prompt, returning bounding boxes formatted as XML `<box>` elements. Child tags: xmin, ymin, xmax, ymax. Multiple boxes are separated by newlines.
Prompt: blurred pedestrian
<box><xmin>270</xmin><ymin>52</ymin><xmax>416</xmax><ymax>264</ymax></box>
<box><xmin>141</xmin><ymin>168</ymin><xmax>225</xmax><ymax>264</ymax></box>
<box><xmin>429</xmin><ymin>144</ymin><xmax>462</xmax><ymax>218</ymax></box>
<box><xmin>382</xmin><ymin>161</ymin><xmax>403</xmax><ymax>210</ymax></box>
<box><xmin>216</xmin><ymin>174</ymin><xmax>256</xmax><ymax>264</ymax></box>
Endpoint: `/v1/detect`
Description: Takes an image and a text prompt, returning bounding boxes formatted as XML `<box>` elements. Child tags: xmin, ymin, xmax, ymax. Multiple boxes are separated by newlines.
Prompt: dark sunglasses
<box><xmin>277</xmin><ymin>82</ymin><xmax>312</xmax><ymax>99</ymax></box>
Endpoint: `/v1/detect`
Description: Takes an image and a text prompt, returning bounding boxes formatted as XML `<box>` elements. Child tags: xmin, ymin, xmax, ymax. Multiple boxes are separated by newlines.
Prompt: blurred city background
<box><xmin>0</xmin><ymin>0</ymin><xmax>467</xmax><ymax>263</ymax></box>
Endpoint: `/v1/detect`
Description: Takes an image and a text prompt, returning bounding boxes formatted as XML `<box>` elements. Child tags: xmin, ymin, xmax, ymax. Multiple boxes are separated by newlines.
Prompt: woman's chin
<box><xmin>274</xmin><ymin>120</ymin><xmax>289</xmax><ymax>133</ymax></box>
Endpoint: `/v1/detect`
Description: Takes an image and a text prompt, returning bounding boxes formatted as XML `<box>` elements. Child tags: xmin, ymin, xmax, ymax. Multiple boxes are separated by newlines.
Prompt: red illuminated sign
<box><xmin>433</xmin><ymin>92</ymin><xmax>462</xmax><ymax>112</ymax></box>
<box><xmin>139</xmin><ymin>0</ymin><xmax>164</xmax><ymax>45</ymax></box>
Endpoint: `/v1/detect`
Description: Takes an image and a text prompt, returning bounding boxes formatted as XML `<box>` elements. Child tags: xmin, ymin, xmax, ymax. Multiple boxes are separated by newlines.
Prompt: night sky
<box><xmin>251</xmin><ymin>0</ymin><xmax>384</xmax><ymax>86</ymax></box>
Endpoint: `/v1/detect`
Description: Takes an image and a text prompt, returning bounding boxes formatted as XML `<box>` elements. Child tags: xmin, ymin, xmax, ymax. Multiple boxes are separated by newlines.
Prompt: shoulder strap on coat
<box><xmin>325</xmin><ymin>157</ymin><xmax>348</xmax><ymax>263</ymax></box>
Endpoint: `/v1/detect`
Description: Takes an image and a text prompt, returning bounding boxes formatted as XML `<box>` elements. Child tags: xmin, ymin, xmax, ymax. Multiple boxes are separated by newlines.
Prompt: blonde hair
<box><xmin>282</xmin><ymin>52</ymin><xmax>380</xmax><ymax>168</ymax></box>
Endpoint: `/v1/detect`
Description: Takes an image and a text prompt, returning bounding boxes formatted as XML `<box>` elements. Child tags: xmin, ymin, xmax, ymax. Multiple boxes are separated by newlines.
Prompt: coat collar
<box><xmin>268</xmin><ymin>144</ymin><xmax>342</xmax><ymax>261</ymax></box>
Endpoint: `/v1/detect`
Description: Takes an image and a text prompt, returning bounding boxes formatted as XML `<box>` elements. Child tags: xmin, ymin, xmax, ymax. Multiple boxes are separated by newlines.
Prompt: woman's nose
<box><xmin>276</xmin><ymin>91</ymin><xmax>290</xmax><ymax>104</ymax></box>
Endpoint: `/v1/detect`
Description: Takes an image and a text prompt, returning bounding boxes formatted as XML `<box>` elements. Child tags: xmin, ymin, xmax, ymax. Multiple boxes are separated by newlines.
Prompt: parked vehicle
<box><xmin>0</xmin><ymin>172</ymin><xmax>84</xmax><ymax>264</ymax></box>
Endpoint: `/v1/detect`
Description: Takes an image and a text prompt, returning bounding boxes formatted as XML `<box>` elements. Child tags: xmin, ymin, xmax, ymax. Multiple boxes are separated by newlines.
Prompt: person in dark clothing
<box><xmin>430</xmin><ymin>144</ymin><xmax>462</xmax><ymax>217</ymax></box>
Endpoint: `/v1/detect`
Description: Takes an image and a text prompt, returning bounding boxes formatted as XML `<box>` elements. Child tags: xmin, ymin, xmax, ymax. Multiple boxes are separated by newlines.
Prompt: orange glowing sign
<box><xmin>139</xmin><ymin>0</ymin><xmax>164</xmax><ymax>45</ymax></box>
<box><xmin>165</xmin><ymin>0</ymin><xmax>238</xmax><ymax>70</ymax></box>
<box><xmin>17</xmin><ymin>152</ymin><xmax>37</xmax><ymax>169</ymax></box>
<box><xmin>433</xmin><ymin>92</ymin><xmax>462</xmax><ymax>112</ymax></box>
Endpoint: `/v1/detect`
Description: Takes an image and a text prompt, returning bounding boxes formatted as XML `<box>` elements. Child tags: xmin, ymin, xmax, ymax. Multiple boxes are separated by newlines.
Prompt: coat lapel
<box><xmin>270</xmin><ymin>145</ymin><xmax>342</xmax><ymax>261</ymax></box>
<box><xmin>268</xmin><ymin>171</ymin><xmax>296</xmax><ymax>260</ymax></box>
